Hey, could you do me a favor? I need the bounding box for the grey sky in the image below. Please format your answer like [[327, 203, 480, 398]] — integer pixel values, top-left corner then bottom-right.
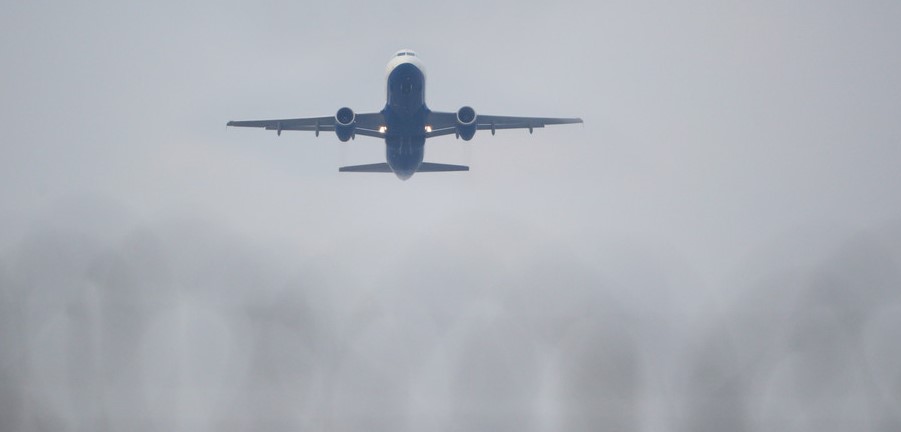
[[2, 0, 901, 431]]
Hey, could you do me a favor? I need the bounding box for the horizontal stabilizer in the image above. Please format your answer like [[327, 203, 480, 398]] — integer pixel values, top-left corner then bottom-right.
[[417, 162, 469, 172], [339, 163, 393, 173], [339, 162, 469, 173]]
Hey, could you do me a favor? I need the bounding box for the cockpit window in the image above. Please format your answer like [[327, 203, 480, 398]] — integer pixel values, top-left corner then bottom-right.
[[395, 50, 417, 57]]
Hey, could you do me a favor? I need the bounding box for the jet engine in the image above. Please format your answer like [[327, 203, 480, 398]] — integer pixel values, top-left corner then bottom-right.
[[335, 107, 356, 142], [456, 106, 477, 141]]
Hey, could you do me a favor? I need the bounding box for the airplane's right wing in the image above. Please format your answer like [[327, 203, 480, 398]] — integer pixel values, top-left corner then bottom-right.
[[425, 111, 582, 138], [227, 112, 386, 139]]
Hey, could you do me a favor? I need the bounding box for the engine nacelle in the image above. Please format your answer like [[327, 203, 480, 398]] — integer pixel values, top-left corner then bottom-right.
[[456, 106, 477, 141], [335, 107, 356, 142]]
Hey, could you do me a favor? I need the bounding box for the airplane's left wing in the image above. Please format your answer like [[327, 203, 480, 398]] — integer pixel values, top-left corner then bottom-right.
[[425, 111, 582, 138], [227, 112, 386, 139]]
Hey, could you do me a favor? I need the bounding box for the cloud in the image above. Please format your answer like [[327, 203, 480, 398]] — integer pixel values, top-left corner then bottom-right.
[[4, 194, 898, 431]]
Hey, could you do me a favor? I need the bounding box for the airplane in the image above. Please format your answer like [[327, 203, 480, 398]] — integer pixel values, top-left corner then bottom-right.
[[227, 50, 583, 180]]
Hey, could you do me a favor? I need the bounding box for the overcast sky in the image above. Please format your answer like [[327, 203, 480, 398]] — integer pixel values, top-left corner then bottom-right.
[[2, 1, 901, 431]]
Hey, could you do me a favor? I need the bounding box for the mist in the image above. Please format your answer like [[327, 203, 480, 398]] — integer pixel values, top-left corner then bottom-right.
[[2, 0, 901, 430]]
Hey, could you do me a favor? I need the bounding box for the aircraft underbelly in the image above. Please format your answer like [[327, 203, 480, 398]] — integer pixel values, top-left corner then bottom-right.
[[384, 62, 429, 179]]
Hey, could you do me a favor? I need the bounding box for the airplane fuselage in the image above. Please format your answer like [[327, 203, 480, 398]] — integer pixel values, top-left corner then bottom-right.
[[382, 53, 429, 180]]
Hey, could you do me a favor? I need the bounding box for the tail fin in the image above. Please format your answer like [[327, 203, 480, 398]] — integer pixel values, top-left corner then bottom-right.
[[417, 162, 469, 172], [339, 163, 393, 173]]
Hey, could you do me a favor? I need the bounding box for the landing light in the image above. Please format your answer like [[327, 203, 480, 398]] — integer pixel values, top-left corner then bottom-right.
[[379, 126, 387, 133], [424, 125, 432, 133]]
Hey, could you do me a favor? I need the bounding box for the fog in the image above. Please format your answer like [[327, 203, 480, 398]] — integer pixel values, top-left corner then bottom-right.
[[2, 1, 901, 431]]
